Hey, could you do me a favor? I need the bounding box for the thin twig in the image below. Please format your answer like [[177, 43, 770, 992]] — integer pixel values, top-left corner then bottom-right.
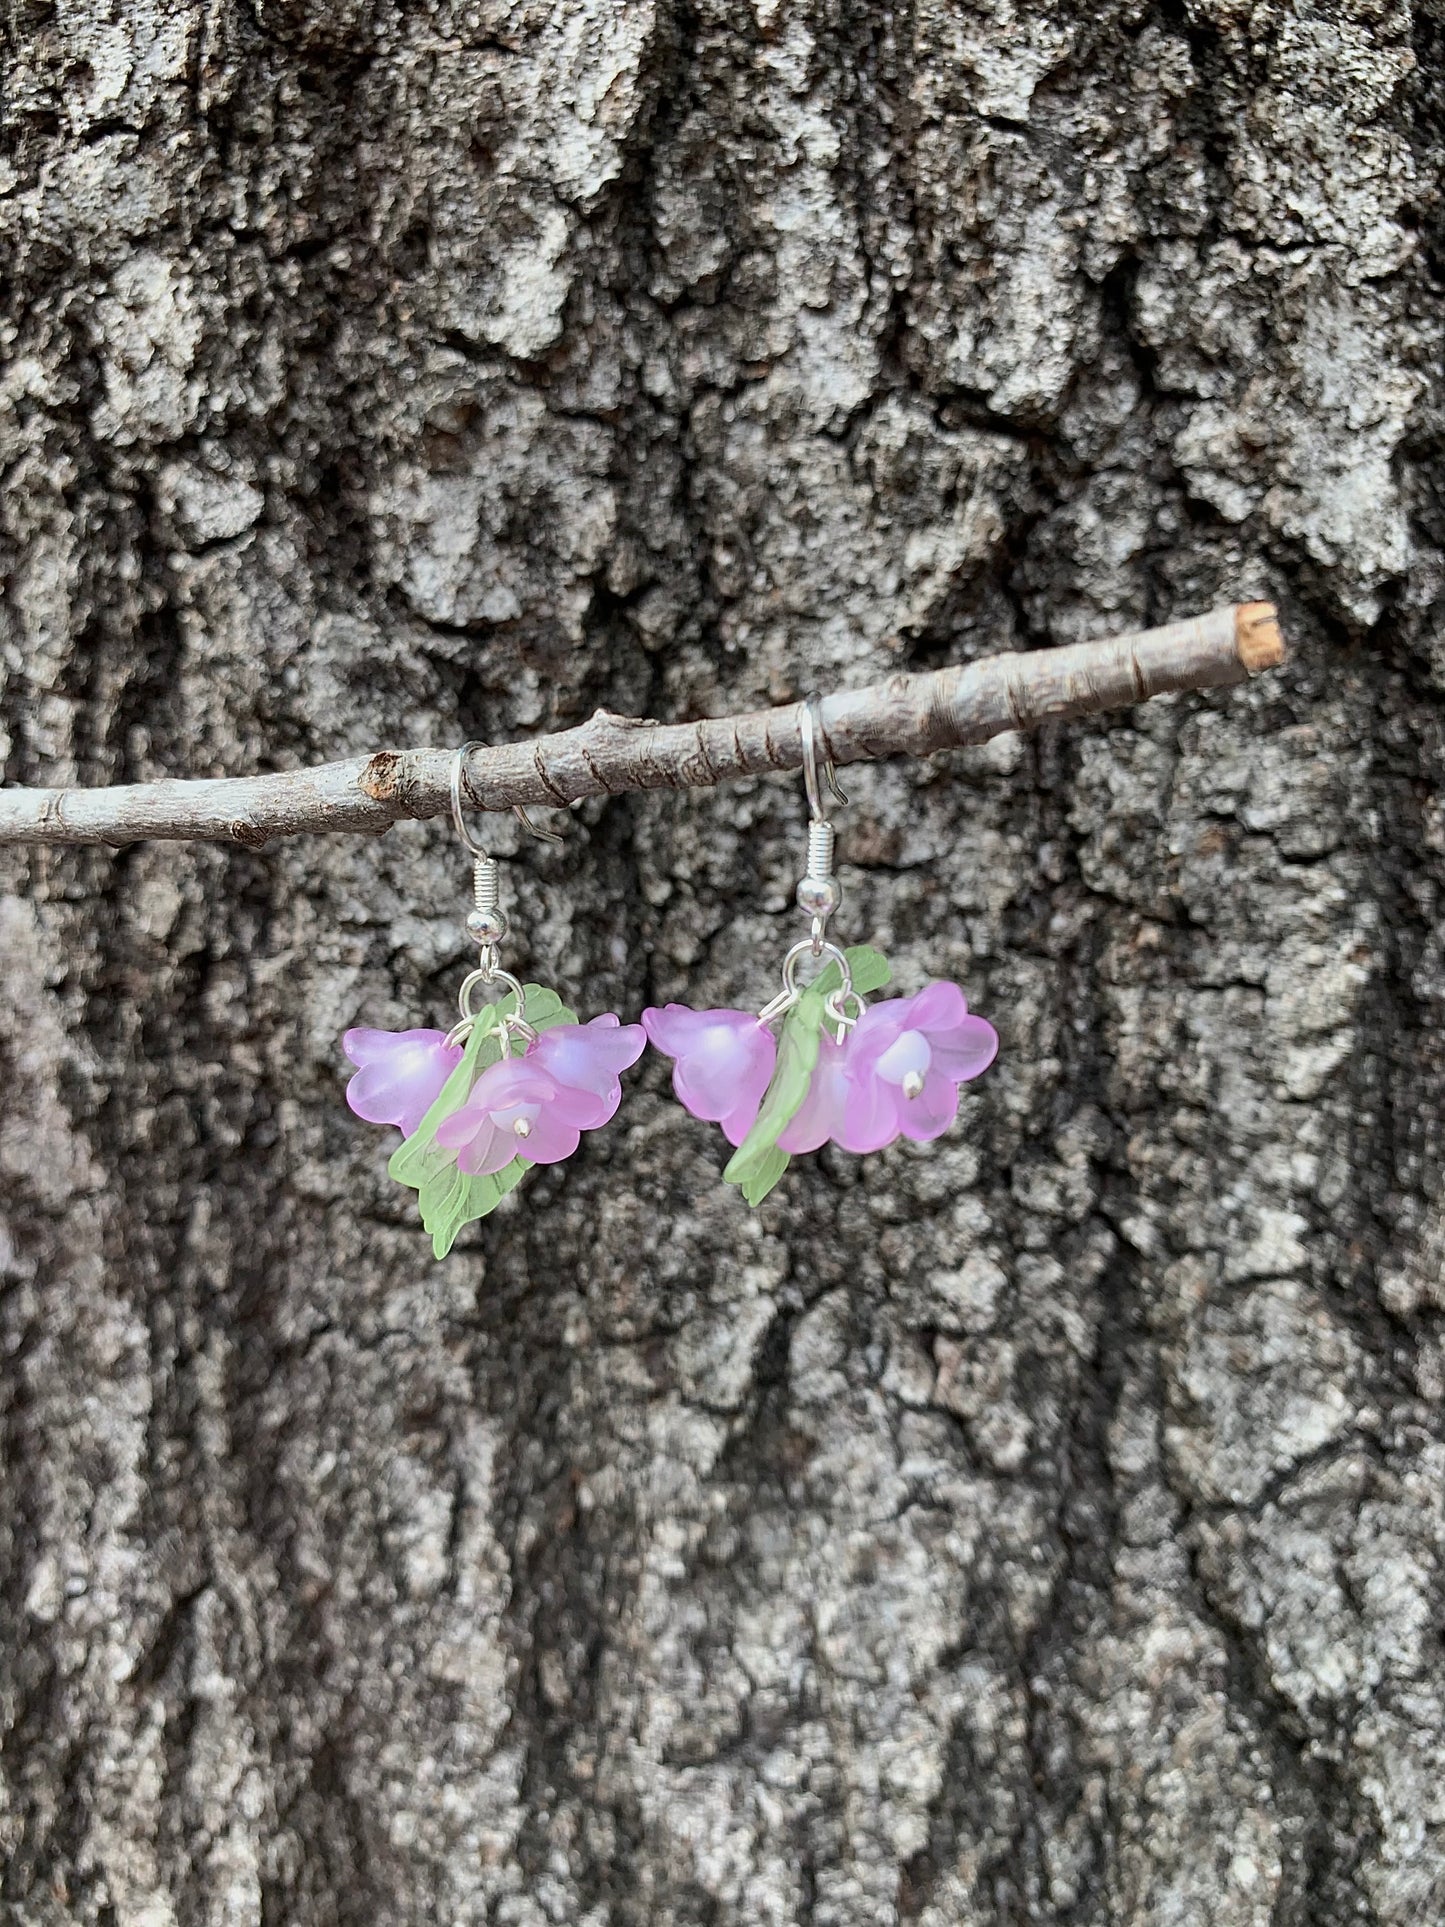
[[0, 603, 1285, 848]]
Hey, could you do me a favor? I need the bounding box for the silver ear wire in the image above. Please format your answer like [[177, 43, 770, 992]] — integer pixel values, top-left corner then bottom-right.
[[798, 697, 847, 823], [447, 743, 538, 1046], [451, 742, 566, 848], [754, 699, 858, 1037], [451, 742, 508, 951], [796, 697, 845, 952]]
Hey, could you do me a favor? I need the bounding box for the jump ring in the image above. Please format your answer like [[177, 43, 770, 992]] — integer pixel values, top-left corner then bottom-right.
[[825, 987, 864, 1030], [457, 966, 530, 1024], [778, 937, 852, 1002]]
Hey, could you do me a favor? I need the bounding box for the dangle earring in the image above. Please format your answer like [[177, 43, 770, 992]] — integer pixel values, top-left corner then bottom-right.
[[642, 700, 999, 1204], [343, 745, 645, 1256]]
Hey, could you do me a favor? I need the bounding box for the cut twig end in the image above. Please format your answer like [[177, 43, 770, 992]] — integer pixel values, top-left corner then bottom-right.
[[1235, 602, 1285, 674], [360, 751, 406, 803]]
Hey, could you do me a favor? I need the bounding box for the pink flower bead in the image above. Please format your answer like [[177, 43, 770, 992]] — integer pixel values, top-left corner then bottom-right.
[[434, 1016, 646, 1176], [530, 1014, 647, 1129], [776, 1032, 852, 1154], [641, 1005, 778, 1146], [435, 1058, 583, 1176], [343, 1028, 463, 1136], [844, 982, 998, 1150]]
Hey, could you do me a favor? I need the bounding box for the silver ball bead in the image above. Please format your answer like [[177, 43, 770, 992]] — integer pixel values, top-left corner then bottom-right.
[[465, 906, 508, 945], [796, 874, 841, 918]]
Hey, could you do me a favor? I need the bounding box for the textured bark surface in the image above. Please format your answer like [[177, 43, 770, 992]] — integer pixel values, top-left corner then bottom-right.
[[1, 1, 1443, 1921]]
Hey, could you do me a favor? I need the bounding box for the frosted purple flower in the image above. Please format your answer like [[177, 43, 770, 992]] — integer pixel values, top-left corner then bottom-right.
[[842, 982, 998, 1150], [530, 1014, 647, 1129], [434, 1015, 646, 1176], [776, 1031, 853, 1154], [343, 1027, 462, 1136], [641, 1005, 778, 1146], [436, 1059, 582, 1175]]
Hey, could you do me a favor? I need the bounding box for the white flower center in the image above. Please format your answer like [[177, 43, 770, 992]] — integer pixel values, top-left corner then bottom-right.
[[875, 1030, 931, 1093]]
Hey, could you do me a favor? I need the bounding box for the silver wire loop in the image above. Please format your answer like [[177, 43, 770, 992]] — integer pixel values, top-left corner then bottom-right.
[[827, 987, 866, 1030], [452, 742, 565, 851], [779, 937, 851, 1003]]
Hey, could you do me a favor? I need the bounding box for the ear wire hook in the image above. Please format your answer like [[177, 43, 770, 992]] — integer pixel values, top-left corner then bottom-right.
[[451, 742, 565, 848], [512, 803, 563, 845], [798, 697, 847, 823], [448, 742, 541, 1041]]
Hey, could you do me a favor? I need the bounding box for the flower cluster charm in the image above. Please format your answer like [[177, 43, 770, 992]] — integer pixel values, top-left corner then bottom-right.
[[642, 953, 997, 1205], [344, 1000, 645, 1256]]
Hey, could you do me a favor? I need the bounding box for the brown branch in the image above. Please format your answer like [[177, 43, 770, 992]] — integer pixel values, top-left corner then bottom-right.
[[0, 603, 1285, 848]]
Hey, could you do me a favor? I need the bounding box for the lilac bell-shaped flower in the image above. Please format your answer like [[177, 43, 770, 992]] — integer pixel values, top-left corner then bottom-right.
[[641, 1005, 778, 1146], [343, 1028, 463, 1136], [530, 1014, 646, 1128], [843, 981, 998, 1149], [776, 1031, 852, 1154], [435, 1016, 647, 1177], [435, 1058, 585, 1176]]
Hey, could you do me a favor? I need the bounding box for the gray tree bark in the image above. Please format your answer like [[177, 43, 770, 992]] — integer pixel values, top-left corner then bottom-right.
[[0, 0, 1439, 1922]]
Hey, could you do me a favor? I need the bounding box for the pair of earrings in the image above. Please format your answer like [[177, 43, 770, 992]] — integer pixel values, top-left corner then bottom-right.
[[343, 708, 999, 1256]]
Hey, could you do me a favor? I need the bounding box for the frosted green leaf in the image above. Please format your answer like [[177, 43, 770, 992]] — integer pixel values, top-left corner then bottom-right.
[[816, 944, 891, 999], [737, 1146, 790, 1208], [523, 984, 578, 1032], [723, 990, 827, 1203], [420, 1156, 528, 1259]]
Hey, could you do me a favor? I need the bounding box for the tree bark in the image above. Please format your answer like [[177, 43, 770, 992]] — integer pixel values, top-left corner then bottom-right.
[[0, 2, 1440, 1923]]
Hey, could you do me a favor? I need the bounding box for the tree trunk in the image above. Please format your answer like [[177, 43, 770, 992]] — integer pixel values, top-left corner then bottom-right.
[[1, 2, 1441, 1921]]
